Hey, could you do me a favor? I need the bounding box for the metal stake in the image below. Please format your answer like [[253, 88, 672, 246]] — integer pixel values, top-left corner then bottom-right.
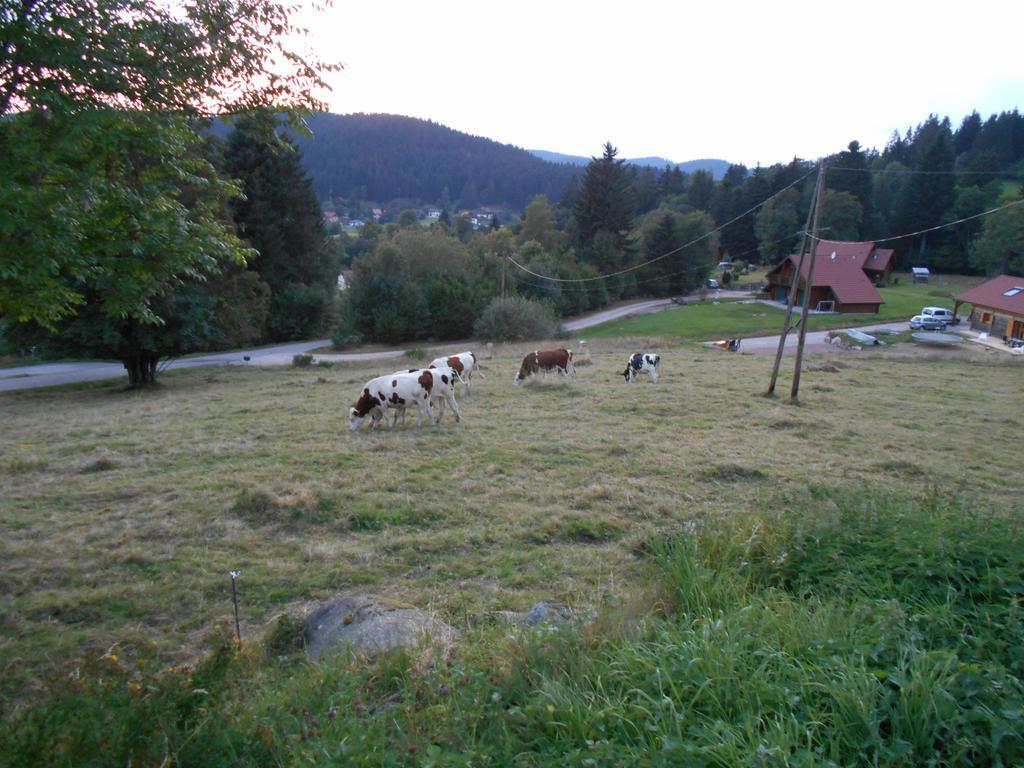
[[229, 570, 242, 643]]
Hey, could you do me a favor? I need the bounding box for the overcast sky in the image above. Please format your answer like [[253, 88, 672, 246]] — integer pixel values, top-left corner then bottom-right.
[[299, 0, 1023, 167]]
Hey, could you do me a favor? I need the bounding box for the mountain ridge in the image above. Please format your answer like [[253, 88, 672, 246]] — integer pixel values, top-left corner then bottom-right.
[[528, 149, 731, 178]]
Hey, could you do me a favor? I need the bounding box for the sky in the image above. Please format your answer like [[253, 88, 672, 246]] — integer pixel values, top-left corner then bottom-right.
[[297, 0, 1024, 167]]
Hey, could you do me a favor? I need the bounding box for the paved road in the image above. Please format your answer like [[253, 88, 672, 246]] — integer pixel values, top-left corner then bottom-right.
[[734, 322, 907, 355], [0, 298, 912, 391], [0, 339, 335, 392]]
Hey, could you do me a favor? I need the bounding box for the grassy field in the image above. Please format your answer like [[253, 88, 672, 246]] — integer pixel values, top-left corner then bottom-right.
[[2, 339, 1023, 763], [583, 274, 982, 340]]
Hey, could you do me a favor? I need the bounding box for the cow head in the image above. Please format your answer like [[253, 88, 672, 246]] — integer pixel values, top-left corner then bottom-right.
[[514, 353, 536, 386], [349, 388, 378, 431]]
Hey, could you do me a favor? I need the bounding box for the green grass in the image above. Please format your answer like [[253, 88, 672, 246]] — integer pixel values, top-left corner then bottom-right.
[[4, 489, 1022, 766], [1, 340, 1022, 764], [583, 275, 980, 340]]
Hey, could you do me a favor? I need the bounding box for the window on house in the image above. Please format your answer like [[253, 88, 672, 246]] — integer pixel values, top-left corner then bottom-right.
[[981, 312, 993, 323], [1002, 287, 1023, 297]]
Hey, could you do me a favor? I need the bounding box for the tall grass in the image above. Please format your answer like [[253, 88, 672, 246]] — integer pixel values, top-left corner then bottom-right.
[[5, 487, 1021, 766]]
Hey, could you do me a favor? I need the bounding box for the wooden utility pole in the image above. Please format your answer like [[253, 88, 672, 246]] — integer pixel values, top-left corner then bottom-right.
[[767, 162, 825, 395], [500, 251, 508, 298], [790, 162, 827, 400]]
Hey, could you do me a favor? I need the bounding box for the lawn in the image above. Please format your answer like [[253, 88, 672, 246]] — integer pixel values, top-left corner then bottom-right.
[[2, 340, 1022, 764], [582, 274, 982, 340]]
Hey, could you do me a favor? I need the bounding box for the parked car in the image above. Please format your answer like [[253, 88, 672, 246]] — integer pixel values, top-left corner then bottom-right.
[[921, 307, 955, 325], [705, 278, 720, 289], [909, 314, 947, 331]]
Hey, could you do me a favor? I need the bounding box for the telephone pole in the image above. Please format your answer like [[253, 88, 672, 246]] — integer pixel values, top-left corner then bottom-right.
[[767, 161, 825, 395], [790, 162, 827, 400]]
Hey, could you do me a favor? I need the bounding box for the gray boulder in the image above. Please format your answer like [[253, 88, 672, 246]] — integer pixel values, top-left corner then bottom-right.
[[304, 596, 459, 661]]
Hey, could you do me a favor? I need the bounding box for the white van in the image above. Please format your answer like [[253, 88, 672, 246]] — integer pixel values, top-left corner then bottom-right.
[[921, 307, 955, 324]]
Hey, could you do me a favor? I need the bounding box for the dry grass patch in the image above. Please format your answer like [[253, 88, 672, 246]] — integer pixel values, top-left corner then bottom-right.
[[1, 341, 1022, 705]]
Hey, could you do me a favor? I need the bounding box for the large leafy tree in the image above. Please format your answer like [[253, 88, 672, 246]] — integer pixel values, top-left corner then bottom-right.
[[0, 0, 335, 384], [969, 199, 1024, 277], [754, 188, 801, 264]]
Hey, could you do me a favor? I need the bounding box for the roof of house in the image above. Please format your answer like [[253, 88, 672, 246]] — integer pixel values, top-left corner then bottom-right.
[[864, 247, 894, 273], [956, 275, 1024, 315], [767, 240, 884, 305]]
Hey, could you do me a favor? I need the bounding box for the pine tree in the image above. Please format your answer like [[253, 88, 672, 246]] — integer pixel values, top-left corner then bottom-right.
[[573, 143, 634, 269], [224, 116, 340, 341]]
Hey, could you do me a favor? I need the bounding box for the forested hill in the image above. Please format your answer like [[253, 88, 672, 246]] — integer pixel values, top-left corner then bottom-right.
[[285, 113, 579, 209], [528, 149, 731, 179]]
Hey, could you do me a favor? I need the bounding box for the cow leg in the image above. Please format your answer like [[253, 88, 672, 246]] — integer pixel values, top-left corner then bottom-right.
[[415, 398, 431, 428], [650, 367, 658, 384], [443, 389, 461, 423], [433, 396, 446, 424]]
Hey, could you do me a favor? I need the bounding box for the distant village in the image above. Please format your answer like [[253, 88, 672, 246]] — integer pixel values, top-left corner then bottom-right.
[[321, 205, 502, 232]]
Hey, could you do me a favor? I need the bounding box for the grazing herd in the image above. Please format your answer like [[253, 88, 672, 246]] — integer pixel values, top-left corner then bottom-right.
[[348, 341, 738, 431]]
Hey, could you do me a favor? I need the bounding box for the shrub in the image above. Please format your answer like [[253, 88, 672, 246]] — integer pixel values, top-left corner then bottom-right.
[[473, 296, 561, 342], [291, 353, 313, 367]]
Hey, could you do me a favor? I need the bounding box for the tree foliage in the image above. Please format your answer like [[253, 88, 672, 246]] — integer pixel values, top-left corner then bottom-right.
[[970, 200, 1024, 276], [223, 116, 341, 341], [0, 0, 337, 385]]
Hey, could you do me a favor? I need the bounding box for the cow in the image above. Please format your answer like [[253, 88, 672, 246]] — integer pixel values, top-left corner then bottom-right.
[[514, 348, 575, 386], [623, 353, 660, 383], [712, 338, 742, 352], [429, 351, 484, 395], [392, 366, 462, 424], [349, 371, 433, 431]]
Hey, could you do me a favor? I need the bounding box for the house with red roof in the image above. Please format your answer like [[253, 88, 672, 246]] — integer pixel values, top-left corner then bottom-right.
[[954, 275, 1024, 343], [764, 240, 892, 313]]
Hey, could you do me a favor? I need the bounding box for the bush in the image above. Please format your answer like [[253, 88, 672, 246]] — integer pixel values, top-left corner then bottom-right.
[[291, 353, 313, 367], [473, 296, 561, 342]]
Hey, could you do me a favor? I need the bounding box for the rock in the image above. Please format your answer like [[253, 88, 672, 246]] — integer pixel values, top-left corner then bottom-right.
[[304, 596, 459, 661], [490, 601, 581, 628]]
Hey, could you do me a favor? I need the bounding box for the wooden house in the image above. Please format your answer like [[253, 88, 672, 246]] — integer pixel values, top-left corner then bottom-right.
[[954, 275, 1024, 342], [765, 240, 889, 313]]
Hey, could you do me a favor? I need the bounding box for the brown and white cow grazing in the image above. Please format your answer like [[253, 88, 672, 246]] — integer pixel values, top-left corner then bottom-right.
[[429, 351, 483, 395], [393, 367, 462, 424], [623, 353, 660, 383], [514, 348, 575, 386], [349, 372, 433, 431]]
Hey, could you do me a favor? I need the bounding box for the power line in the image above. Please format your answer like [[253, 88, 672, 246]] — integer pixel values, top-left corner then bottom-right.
[[806, 197, 1024, 247], [828, 165, 1024, 178], [507, 167, 816, 284]]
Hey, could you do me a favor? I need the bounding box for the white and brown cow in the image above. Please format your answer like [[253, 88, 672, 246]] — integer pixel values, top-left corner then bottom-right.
[[392, 367, 462, 424], [514, 348, 575, 386], [349, 372, 433, 431], [623, 353, 660, 383], [429, 351, 483, 395]]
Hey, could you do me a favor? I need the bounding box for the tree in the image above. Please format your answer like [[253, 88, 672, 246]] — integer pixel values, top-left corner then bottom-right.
[[223, 116, 341, 341], [0, 0, 335, 328], [969, 201, 1024, 276], [892, 117, 956, 258], [819, 190, 863, 241], [573, 143, 634, 264], [637, 209, 715, 295], [754, 188, 801, 264], [828, 141, 872, 230], [687, 170, 715, 211]]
